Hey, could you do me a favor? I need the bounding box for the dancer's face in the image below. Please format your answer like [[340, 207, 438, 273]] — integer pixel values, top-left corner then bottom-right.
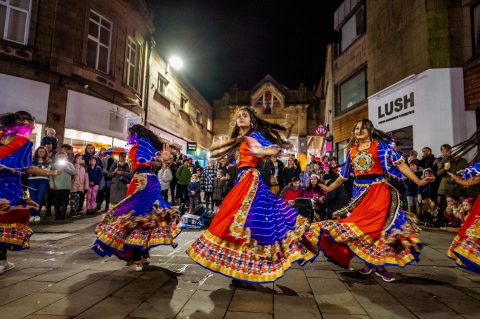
[[236, 110, 251, 129], [354, 122, 370, 141]]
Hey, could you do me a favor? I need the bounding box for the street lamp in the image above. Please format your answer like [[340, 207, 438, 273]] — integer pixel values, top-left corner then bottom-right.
[[169, 56, 184, 70]]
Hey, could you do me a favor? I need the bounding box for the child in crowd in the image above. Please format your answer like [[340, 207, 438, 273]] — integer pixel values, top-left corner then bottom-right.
[[444, 196, 464, 228], [49, 151, 76, 220], [86, 157, 103, 215], [270, 176, 280, 195], [212, 170, 227, 212], [404, 159, 422, 219], [462, 198, 474, 218], [187, 174, 201, 213], [70, 154, 89, 217], [28, 146, 51, 222]]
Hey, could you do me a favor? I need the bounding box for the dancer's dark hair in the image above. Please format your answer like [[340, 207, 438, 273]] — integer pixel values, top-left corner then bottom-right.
[[450, 130, 480, 164], [210, 107, 292, 159], [0, 111, 35, 131], [346, 119, 394, 150]]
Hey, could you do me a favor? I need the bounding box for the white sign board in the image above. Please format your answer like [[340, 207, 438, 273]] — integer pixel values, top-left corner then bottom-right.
[[368, 68, 476, 154]]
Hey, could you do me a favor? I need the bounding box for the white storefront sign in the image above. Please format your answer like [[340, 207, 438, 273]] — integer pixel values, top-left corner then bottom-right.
[[65, 90, 139, 140], [149, 125, 187, 152], [368, 68, 476, 153], [0, 73, 50, 123]]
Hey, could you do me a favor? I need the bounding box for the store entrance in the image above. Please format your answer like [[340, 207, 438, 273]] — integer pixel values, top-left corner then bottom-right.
[[389, 125, 413, 153]]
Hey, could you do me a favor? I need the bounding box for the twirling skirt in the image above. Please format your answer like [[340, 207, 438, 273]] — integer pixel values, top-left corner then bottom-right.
[[93, 172, 181, 261], [187, 168, 316, 283], [448, 194, 480, 273], [310, 177, 422, 268]]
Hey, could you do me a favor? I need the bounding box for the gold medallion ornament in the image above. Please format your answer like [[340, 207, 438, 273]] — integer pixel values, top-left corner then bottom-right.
[[353, 152, 374, 172]]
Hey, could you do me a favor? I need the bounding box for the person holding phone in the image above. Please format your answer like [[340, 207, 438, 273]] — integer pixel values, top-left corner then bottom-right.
[[49, 151, 75, 220]]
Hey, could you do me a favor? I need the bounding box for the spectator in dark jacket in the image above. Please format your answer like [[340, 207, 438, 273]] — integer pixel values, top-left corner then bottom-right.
[[212, 170, 227, 210], [283, 156, 301, 185], [257, 156, 274, 186], [271, 154, 285, 189], [86, 157, 103, 215], [41, 127, 59, 155], [321, 173, 350, 219], [187, 174, 201, 213], [176, 159, 192, 205], [418, 147, 435, 170], [404, 159, 422, 218], [203, 160, 217, 211]]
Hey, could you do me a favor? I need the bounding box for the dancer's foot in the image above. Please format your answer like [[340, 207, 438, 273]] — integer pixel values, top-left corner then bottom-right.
[[131, 261, 143, 272], [0, 261, 15, 274], [375, 269, 396, 282], [358, 264, 373, 275]]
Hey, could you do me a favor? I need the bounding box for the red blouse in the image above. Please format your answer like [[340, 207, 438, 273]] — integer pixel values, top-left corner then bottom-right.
[[349, 140, 384, 177]]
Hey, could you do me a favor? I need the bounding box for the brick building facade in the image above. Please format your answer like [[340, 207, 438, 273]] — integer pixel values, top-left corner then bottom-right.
[[0, 0, 212, 157], [326, 0, 477, 162]]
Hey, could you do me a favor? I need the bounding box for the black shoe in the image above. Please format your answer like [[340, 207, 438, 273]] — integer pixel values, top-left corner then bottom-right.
[[230, 279, 256, 290]]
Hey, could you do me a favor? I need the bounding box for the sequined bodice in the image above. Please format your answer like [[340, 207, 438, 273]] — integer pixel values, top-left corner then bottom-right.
[[350, 140, 384, 176]]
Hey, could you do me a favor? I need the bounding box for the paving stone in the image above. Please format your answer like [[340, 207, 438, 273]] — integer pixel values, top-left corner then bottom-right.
[[74, 272, 171, 319], [274, 268, 312, 294], [23, 315, 70, 319], [438, 297, 480, 318], [36, 279, 133, 316], [351, 291, 416, 319], [176, 289, 234, 319], [0, 280, 55, 306], [398, 297, 466, 319], [308, 277, 366, 315], [130, 282, 197, 319], [321, 315, 370, 319], [224, 311, 272, 319], [304, 269, 339, 279], [30, 267, 86, 282], [0, 267, 54, 289], [229, 288, 273, 313], [198, 272, 232, 291], [274, 293, 321, 319], [42, 269, 112, 293], [0, 293, 66, 319]]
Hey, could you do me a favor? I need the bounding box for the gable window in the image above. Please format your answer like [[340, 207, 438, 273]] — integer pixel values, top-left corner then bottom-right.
[[0, 0, 32, 45], [125, 37, 140, 90], [87, 10, 112, 74], [196, 110, 202, 124], [256, 91, 279, 114]]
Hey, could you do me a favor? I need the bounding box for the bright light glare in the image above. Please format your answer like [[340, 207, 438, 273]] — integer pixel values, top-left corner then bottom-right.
[[169, 56, 184, 70]]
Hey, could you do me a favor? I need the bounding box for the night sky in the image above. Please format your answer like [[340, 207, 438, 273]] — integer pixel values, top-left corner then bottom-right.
[[148, 1, 342, 102]]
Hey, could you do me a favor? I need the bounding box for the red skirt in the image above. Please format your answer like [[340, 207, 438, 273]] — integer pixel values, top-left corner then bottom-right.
[[0, 198, 37, 250], [310, 181, 422, 268]]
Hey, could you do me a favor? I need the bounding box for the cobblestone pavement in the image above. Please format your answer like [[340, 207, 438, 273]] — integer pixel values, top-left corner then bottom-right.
[[0, 216, 479, 319]]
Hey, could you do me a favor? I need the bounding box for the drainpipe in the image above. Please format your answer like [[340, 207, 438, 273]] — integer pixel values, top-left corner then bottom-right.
[[143, 33, 156, 126]]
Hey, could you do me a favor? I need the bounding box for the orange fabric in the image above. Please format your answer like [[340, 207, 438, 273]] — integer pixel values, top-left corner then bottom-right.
[[128, 144, 153, 172], [208, 169, 253, 245], [0, 132, 29, 158], [237, 140, 260, 168], [319, 182, 391, 268], [350, 140, 384, 177], [127, 177, 139, 196]]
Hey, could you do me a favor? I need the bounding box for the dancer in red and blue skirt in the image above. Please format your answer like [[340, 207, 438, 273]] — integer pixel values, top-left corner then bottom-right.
[[312, 119, 433, 282], [187, 107, 316, 284], [93, 124, 181, 271], [446, 130, 480, 273], [0, 111, 56, 274]]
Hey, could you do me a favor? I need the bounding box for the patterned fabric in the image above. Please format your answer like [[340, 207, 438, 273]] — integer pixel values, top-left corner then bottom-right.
[[0, 134, 36, 251], [93, 139, 181, 261], [129, 138, 159, 172], [461, 161, 480, 180], [187, 132, 317, 283], [203, 167, 216, 193], [311, 141, 422, 269]]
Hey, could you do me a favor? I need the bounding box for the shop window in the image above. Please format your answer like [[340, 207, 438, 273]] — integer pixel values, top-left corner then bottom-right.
[[0, 0, 32, 45], [340, 4, 365, 52], [87, 10, 112, 74], [196, 109, 203, 124], [124, 37, 141, 90], [336, 67, 367, 114], [336, 139, 349, 165], [157, 74, 168, 95]]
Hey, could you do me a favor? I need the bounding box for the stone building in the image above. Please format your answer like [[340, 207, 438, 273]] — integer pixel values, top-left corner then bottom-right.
[[213, 75, 321, 162], [325, 0, 476, 162], [0, 0, 212, 157]]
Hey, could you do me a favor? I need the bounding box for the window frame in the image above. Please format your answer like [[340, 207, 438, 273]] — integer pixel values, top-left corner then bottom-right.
[[0, 0, 32, 45], [87, 9, 113, 74], [180, 95, 188, 110], [336, 139, 349, 165], [339, 4, 366, 53], [471, 2, 480, 56], [157, 73, 168, 95], [335, 67, 367, 116], [124, 36, 140, 90]]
